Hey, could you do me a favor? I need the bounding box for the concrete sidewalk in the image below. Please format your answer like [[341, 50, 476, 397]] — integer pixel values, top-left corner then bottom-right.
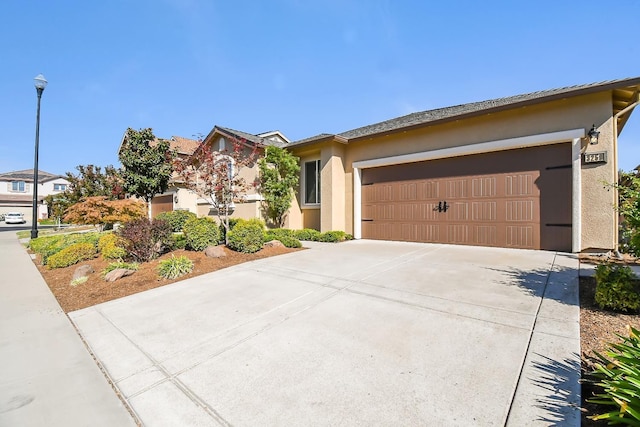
[[70, 240, 581, 426], [0, 231, 135, 426]]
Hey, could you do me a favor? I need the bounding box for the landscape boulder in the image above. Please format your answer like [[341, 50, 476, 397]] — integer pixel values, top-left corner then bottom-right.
[[204, 245, 226, 258], [264, 239, 285, 248], [72, 264, 94, 280], [104, 268, 136, 282]]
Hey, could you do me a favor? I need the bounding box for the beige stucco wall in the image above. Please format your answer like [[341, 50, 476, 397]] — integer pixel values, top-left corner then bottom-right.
[[290, 91, 621, 250]]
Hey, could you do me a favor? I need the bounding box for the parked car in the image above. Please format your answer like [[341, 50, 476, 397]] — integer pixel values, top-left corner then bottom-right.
[[4, 212, 26, 224], [0, 213, 4, 222]]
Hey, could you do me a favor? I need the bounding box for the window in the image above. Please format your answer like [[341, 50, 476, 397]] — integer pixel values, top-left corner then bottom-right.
[[219, 137, 226, 151], [304, 160, 321, 205], [53, 183, 67, 191], [11, 181, 25, 192]]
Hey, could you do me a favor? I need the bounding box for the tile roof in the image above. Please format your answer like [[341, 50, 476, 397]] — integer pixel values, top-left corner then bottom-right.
[[289, 77, 640, 145], [169, 136, 201, 155], [0, 169, 61, 183], [216, 127, 288, 147]]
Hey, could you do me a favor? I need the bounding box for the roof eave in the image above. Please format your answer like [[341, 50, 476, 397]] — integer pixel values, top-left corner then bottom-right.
[[346, 77, 640, 142]]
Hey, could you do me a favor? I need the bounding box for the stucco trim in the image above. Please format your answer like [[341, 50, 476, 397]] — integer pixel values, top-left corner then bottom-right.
[[352, 128, 586, 246], [572, 138, 582, 253]]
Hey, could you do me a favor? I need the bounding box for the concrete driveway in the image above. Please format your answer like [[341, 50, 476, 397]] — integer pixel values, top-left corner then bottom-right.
[[70, 240, 580, 426]]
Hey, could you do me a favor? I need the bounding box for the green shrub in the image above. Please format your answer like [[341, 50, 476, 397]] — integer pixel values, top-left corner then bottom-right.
[[227, 219, 266, 253], [30, 232, 103, 264], [588, 326, 640, 424], [155, 210, 197, 232], [98, 233, 127, 260], [183, 217, 220, 251], [157, 255, 194, 279], [317, 230, 352, 243], [264, 229, 301, 248], [294, 228, 321, 241], [47, 242, 97, 269], [102, 261, 139, 277], [595, 264, 640, 312], [70, 276, 88, 286], [219, 217, 241, 244], [117, 218, 173, 262], [171, 232, 187, 250], [276, 235, 302, 248]]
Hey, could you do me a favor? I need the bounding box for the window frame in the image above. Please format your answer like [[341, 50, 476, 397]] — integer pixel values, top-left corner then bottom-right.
[[53, 183, 67, 191], [11, 181, 26, 192], [302, 159, 321, 207]]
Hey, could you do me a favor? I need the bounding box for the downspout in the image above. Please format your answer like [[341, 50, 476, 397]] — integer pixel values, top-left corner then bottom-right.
[[612, 93, 640, 252]]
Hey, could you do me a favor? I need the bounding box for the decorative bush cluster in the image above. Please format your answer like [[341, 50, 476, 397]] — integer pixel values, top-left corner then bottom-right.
[[117, 218, 173, 262], [97, 233, 127, 260], [102, 261, 139, 277], [588, 326, 640, 424], [47, 242, 97, 269], [293, 228, 321, 241], [171, 233, 187, 250], [264, 228, 301, 248], [594, 263, 640, 312], [183, 217, 220, 251], [263, 228, 353, 243], [155, 210, 197, 232], [30, 232, 103, 265], [157, 255, 194, 279], [227, 219, 266, 253]]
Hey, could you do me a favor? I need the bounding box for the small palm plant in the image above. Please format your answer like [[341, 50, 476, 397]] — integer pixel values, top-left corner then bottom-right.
[[157, 255, 193, 279], [588, 326, 640, 424]]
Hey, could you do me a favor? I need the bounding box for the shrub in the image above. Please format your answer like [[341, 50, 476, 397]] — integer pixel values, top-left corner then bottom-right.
[[31, 232, 102, 265], [102, 261, 139, 277], [275, 235, 302, 248], [155, 210, 197, 232], [294, 228, 321, 241], [588, 326, 640, 424], [594, 264, 640, 312], [117, 218, 173, 262], [70, 276, 88, 286], [98, 233, 127, 260], [227, 219, 266, 253], [171, 232, 187, 250], [47, 242, 97, 269], [264, 229, 301, 248], [157, 255, 194, 279], [317, 230, 353, 243], [183, 217, 220, 251]]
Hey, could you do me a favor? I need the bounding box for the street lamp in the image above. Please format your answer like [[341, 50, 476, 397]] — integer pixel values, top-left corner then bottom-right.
[[31, 74, 47, 239]]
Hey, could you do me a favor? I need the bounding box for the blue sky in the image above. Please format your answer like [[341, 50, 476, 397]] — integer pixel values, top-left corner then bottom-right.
[[1, 0, 639, 175]]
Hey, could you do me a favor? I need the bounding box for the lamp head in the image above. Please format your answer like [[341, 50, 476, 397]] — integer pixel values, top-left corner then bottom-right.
[[34, 74, 48, 91]]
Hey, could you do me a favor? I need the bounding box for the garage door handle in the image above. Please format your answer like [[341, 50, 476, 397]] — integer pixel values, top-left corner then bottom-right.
[[435, 201, 450, 213]]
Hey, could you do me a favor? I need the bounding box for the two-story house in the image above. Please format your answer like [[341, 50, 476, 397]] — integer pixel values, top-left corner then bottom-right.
[[0, 169, 70, 222]]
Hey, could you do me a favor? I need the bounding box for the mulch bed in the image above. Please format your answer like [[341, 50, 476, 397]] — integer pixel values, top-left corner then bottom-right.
[[579, 274, 639, 426], [37, 245, 300, 313]]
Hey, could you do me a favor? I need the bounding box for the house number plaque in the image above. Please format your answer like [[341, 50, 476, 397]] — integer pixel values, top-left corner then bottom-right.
[[583, 151, 607, 164]]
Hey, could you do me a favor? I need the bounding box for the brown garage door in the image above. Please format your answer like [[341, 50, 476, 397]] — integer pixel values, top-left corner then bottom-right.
[[361, 144, 572, 251], [151, 195, 173, 217]]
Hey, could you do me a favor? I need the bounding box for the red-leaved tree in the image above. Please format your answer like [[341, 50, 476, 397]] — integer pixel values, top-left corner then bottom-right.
[[173, 136, 258, 243]]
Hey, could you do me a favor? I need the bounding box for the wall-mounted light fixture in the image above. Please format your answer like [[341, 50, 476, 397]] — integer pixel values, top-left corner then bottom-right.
[[588, 124, 600, 145]]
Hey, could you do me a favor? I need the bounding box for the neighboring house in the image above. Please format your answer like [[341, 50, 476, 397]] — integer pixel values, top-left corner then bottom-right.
[[286, 77, 640, 253], [118, 129, 289, 221], [0, 169, 70, 221]]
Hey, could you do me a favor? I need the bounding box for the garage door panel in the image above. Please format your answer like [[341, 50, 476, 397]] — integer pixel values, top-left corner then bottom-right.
[[361, 144, 571, 250]]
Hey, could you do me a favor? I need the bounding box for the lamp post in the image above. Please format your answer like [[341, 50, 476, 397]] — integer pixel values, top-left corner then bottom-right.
[[31, 74, 47, 239]]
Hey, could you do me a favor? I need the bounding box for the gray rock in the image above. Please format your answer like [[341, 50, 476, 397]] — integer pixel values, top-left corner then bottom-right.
[[104, 268, 136, 282], [264, 239, 285, 248], [72, 264, 94, 280], [204, 245, 226, 258]]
